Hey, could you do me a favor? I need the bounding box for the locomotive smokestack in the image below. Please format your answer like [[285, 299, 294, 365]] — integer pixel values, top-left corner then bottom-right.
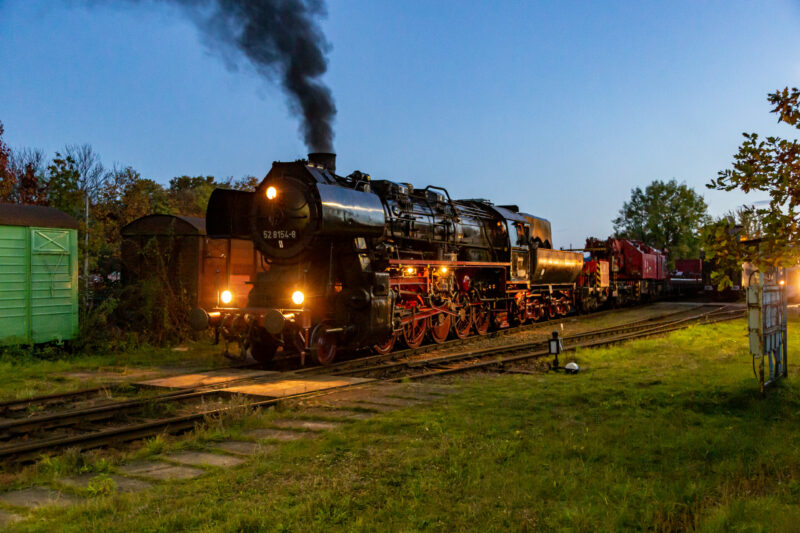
[[308, 152, 336, 173]]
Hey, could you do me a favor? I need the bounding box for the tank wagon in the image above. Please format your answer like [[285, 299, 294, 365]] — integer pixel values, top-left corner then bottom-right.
[[196, 153, 584, 364], [0, 203, 79, 346]]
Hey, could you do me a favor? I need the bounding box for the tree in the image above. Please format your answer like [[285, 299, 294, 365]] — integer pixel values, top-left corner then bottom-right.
[[705, 87, 800, 287], [65, 144, 106, 305], [65, 144, 105, 200], [168, 175, 218, 217], [0, 121, 13, 202], [89, 166, 173, 277], [46, 153, 83, 217], [230, 175, 259, 192], [9, 148, 47, 205], [613, 179, 709, 263]]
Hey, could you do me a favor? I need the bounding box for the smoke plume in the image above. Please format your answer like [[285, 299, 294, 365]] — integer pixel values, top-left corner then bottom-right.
[[134, 0, 337, 152]]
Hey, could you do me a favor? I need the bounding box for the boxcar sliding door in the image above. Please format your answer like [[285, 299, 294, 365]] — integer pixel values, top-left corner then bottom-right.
[[30, 227, 78, 343]]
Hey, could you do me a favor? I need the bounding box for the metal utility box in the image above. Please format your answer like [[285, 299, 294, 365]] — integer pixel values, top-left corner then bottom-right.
[[121, 214, 265, 310], [0, 203, 79, 345]]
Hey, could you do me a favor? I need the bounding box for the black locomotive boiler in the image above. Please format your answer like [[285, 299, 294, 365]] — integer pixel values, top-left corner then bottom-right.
[[197, 153, 584, 365]]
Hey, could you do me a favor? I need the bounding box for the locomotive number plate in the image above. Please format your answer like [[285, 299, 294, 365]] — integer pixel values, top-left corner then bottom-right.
[[263, 230, 297, 240]]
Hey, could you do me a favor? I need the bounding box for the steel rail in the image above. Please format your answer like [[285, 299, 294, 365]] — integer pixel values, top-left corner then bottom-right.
[[0, 387, 110, 414]]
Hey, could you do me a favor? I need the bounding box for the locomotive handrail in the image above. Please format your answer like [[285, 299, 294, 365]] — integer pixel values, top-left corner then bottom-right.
[[423, 185, 461, 222], [388, 259, 511, 267]]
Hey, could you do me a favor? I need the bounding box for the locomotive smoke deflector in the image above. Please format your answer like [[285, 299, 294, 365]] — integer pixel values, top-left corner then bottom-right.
[[205, 188, 253, 239]]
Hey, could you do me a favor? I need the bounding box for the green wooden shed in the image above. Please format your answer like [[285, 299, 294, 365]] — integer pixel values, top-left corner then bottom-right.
[[0, 203, 79, 345]]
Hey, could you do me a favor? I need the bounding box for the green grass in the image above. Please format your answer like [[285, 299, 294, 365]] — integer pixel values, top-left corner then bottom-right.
[[5, 318, 800, 532]]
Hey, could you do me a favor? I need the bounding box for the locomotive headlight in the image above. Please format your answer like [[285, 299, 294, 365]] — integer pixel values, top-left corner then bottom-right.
[[291, 290, 305, 305], [266, 186, 277, 200], [220, 290, 233, 305]]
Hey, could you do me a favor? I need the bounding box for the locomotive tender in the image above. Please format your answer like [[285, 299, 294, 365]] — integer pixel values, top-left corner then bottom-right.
[[198, 152, 585, 365]]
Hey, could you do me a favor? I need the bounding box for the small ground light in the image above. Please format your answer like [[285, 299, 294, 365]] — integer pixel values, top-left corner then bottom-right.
[[220, 290, 233, 305], [549, 331, 563, 370]]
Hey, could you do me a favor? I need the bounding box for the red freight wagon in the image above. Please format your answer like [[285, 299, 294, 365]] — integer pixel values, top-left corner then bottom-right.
[[674, 259, 702, 277], [608, 239, 667, 281], [670, 258, 703, 294]]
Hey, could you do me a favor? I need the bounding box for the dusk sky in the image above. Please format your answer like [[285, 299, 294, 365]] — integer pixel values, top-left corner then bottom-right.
[[1, 1, 799, 248]]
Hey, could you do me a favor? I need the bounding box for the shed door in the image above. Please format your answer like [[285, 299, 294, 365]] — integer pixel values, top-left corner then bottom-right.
[[30, 228, 78, 343], [0, 226, 29, 344]]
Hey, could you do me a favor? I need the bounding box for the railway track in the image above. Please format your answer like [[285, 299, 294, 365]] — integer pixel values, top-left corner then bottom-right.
[[0, 387, 113, 418], [0, 304, 742, 463], [297, 303, 734, 376], [321, 305, 742, 379], [385, 306, 743, 380]]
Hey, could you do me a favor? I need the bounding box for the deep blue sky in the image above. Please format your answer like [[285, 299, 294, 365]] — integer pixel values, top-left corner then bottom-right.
[[1, 1, 799, 247]]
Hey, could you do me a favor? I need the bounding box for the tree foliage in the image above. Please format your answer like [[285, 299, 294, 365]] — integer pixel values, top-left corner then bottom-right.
[[47, 153, 83, 217], [0, 121, 12, 201], [230, 175, 259, 192], [168, 175, 218, 217], [705, 87, 800, 287], [613, 179, 709, 263]]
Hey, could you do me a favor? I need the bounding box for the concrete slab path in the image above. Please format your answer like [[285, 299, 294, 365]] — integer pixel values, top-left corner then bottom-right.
[[244, 428, 308, 441], [211, 440, 268, 456], [0, 487, 77, 509], [270, 420, 341, 431], [163, 451, 245, 468], [60, 473, 152, 493], [118, 461, 206, 481], [295, 408, 375, 420]]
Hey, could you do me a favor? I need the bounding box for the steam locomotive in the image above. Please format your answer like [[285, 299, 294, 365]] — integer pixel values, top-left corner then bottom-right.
[[194, 152, 586, 365]]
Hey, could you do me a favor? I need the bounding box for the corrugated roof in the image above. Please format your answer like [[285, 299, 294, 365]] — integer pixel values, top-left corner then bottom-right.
[[0, 203, 79, 230], [122, 214, 207, 236]]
